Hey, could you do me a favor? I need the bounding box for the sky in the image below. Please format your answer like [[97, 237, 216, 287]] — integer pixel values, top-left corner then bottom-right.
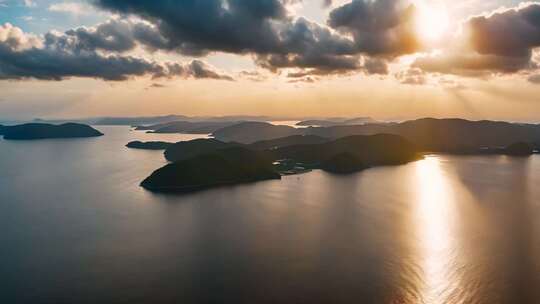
[[1, 0, 540, 121]]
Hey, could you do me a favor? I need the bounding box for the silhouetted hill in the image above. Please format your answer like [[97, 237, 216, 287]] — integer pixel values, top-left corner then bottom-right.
[[305, 118, 540, 153], [321, 153, 367, 174], [164, 135, 329, 162], [126, 141, 173, 150], [144, 134, 419, 192], [216, 118, 540, 152], [249, 135, 329, 150], [164, 138, 241, 162], [343, 117, 379, 125], [1, 123, 103, 140], [141, 147, 280, 192], [296, 117, 377, 127], [504, 142, 534, 156], [95, 115, 189, 126], [136, 121, 239, 134], [212, 122, 302, 143], [272, 134, 419, 168], [296, 120, 342, 127]]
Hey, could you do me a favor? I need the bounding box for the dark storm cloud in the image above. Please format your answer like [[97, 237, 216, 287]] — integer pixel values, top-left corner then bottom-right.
[[91, 0, 417, 75], [0, 23, 232, 81]]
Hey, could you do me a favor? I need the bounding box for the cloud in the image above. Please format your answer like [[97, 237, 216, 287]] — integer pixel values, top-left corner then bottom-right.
[[24, 0, 36, 8], [187, 60, 234, 81], [414, 3, 540, 76], [0, 23, 233, 81], [395, 68, 426, 85], [328, 0, 420, 56], [146, 83, 166, 89], [91, 0, 417, 75], [238, 70, 268, 82], [467, 3, 540, 58], [363, 57, 388, 75], [48, 2, 98, 16], [93, 0, 290, 56], [413, 51, 536, 76], [528, 74, 540, 84]]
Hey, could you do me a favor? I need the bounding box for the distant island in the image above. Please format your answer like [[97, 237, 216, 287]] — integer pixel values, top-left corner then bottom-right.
[[208, 118, 540, 153], [135, 121, 239, 134], [126, 141, 173, 150], [296, 117, 378, 127], [479, 142, 535, 156], [212, 122, 303, 143], [0, 123, 103, 140]]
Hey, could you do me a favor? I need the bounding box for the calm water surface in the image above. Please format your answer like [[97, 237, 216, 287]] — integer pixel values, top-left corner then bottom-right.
[[1, 126, 540, 304]]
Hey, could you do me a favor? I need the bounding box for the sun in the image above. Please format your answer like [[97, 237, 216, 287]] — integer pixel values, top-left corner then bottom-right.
[[415, 1, 450, 45]]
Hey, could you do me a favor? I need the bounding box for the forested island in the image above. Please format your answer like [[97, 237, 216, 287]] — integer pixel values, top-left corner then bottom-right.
[[126, 141, 173, 150], [141, 134, 420, 193], [0, 123, 103, 140], [141, 147, 281, 192]]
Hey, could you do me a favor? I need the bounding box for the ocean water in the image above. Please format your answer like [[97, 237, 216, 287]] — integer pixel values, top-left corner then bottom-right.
[[1, 126, 540, 304]]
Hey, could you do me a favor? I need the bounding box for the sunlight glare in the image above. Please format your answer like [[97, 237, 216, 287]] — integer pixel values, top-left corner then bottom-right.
[[414, 156, 458, 303], [415, 2, 450, 45]]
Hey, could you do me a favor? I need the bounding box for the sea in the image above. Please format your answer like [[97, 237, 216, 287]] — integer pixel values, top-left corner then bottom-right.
[[1, 126, 539, 303]]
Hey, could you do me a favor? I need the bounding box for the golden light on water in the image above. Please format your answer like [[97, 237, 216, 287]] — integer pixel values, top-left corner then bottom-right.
[[414, 156, 459, 303]]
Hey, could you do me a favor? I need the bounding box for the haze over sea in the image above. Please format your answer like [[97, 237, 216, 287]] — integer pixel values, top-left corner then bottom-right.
[[1, 126, 540, 303]]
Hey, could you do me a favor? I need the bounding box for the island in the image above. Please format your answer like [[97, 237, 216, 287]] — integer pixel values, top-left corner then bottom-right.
[[142, 134, 421, 193], [163, 135, 329, 162], [126, 141, 173, 150], [141, 147, 281, 192], [136, 120, 239, 134], [1, 123, 103, 140], [164, 138, 241, 162], [480, 142, 536, 156], [213, 118, 540, 153], [212, 122, 302, 144], [321, 153, 367, 174], [504, 142, 535, 156], [271, 134, 420, 170], [248, 135, 329, 150], [296, 117, 377, 127]]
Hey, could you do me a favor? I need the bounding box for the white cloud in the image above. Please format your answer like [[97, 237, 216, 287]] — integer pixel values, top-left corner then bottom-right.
[[48, 2, 96, 16], [24, 0, 36, 7]]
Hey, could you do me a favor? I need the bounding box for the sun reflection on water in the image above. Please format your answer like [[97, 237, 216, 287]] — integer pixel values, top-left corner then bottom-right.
[[414, 156, 460, 304]]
